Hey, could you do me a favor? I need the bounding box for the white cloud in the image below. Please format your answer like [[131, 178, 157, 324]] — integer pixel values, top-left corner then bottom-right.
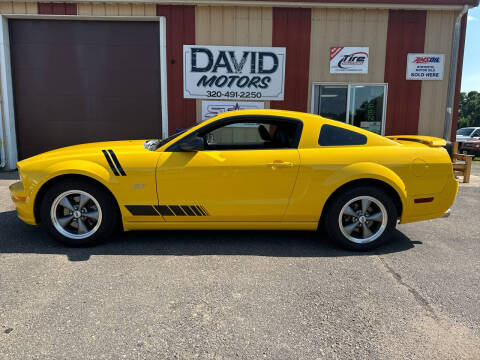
[[467, 15, 478, 22]]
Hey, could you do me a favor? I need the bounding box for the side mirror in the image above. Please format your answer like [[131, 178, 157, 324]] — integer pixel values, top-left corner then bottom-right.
[[180, 136, 204, 152]]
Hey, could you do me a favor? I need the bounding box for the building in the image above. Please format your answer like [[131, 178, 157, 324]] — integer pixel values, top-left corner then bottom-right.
[[0, 0, 477, 170]]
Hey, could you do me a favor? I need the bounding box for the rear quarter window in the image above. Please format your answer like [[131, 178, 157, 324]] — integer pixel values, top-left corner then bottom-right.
[[318, 124, 367, 146]]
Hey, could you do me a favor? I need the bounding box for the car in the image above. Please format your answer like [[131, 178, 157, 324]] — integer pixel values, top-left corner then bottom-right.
[[461, 138, 480, 158], [456, 127, 480, 147], [9, 109, 458, 250]]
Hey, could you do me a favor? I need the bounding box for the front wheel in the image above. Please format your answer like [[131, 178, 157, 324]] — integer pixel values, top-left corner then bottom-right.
[[324, 186, 398, 251], [40, 179, 118, 246]]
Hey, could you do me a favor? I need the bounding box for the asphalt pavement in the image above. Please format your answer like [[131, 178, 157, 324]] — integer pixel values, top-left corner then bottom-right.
[[0, 165, 479, 359]]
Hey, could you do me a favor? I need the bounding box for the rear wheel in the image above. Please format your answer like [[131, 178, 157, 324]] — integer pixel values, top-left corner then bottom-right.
[[324, 186, 398, 251], [40, 179, 118, 246]]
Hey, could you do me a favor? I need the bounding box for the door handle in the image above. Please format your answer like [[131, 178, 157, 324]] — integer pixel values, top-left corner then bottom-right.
[[267, 161, 294, 168]]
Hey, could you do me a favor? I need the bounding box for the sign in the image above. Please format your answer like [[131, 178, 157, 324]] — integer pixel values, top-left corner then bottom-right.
[[201, 101, 264, 122], [330, 47, 369, 74], [183, 45, 286, 101], [406, 53, 445, 80]]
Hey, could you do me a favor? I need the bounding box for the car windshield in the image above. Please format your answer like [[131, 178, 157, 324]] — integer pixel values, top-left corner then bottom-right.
[[144, 128, 191, 151], [457, 128, 474, 136]]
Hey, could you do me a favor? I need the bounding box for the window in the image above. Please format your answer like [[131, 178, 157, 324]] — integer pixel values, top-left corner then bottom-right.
[[456, 128, 474, 136], [318, 124, 367, 146], [312, 84, 387, 135], [313, 85, 347, 122], [196, 117, 302, 151], [471, 129, 480, 138]]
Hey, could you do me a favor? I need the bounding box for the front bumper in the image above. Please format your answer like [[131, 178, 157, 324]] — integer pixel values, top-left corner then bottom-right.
[[9, 181, 37, 225]]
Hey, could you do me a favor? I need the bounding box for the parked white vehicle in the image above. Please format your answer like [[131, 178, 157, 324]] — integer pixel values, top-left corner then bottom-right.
[[456, 127, 480, 143]]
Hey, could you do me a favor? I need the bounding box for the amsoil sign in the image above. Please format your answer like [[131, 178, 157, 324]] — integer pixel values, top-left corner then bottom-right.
[[183, 45, 286, 100], [406, 54, 445, 80], [330, 47, 369, 74]]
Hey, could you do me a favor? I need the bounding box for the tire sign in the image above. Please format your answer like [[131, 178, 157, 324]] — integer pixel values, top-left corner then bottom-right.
[[330, 47, 369, 74], [183, 45, 286, 101]]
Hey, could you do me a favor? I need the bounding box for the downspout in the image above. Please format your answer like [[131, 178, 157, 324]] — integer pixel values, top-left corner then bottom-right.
[[443, 5, 470, 141], [0, 100, 6, 168]]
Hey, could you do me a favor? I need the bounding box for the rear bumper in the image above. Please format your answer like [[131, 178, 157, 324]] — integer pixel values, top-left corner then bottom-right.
[[400, 177, 458, 224], [9, 181, 37, 225]]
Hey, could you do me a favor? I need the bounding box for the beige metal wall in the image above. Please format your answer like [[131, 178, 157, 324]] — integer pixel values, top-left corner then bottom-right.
[[0, 1, 36, 14], [195, 6, 272, 122], [418, 10, 455, 138], [78, 2, 156, 16], [307, 8, 389, 112]]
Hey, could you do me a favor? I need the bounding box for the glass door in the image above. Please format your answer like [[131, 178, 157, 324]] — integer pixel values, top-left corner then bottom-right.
[[348, 85, 385, 134], [315, 85, 348, 122], [313, 84, 387, 135]]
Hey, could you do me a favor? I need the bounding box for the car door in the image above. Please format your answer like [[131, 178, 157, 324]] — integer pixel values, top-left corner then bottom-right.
[[155, 117, 302, 222]]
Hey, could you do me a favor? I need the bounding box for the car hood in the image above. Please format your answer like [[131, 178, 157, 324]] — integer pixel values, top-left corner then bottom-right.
[[18, 140, 148, 167]]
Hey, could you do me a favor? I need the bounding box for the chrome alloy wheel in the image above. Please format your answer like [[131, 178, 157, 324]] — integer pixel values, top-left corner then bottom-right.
[[338, 196, 387, 244], [50, 190, 102, 240]]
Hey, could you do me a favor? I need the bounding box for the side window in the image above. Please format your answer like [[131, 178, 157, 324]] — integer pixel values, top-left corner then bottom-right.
[[472, 129, 480, 138], [200, 118, 301, 150], [318, 124, 367, 146], [206, 123, 266, 147]]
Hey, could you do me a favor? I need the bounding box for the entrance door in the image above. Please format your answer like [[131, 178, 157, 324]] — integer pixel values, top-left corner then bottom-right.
[[312, 84, 387, 135], [9, 19, 162, 159], [156, 117, 302, 222]]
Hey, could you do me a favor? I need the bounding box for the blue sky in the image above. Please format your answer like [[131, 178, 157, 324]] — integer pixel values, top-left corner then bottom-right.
[[461, 7, 480, 92]]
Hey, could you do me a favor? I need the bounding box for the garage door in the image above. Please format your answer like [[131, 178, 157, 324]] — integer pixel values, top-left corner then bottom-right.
[[9, 19, 162, 160]]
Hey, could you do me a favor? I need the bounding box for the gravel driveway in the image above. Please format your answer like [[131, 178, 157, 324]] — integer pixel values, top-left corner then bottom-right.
[[1, 164, 479, 359]]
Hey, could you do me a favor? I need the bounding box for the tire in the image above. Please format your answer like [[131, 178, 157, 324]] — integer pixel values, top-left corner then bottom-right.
[[40, 178, 118, 246], [324, 186, 398, 251]]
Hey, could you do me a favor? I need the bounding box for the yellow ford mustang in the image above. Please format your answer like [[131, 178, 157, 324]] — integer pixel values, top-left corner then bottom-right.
[[10, 109, 458, 250]]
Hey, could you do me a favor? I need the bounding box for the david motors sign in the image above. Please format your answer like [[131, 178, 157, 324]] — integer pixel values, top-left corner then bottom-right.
[[406, 53, 445, 80], [330, 47, 369, 74], [183, 45, 286, 101]]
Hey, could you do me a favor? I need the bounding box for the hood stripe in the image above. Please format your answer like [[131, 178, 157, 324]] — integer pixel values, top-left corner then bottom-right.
[[102, 150, 120, 176]]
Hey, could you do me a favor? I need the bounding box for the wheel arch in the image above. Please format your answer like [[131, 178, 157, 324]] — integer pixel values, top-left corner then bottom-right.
[[33, 174, 121, 227], [319, 178, 404, 227]]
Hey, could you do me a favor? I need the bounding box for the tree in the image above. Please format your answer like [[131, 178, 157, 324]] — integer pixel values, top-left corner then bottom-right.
[[458, 91, 480, 129]]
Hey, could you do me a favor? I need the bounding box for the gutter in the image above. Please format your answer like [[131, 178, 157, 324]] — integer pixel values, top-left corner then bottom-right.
[[443, 4, 470, 141]]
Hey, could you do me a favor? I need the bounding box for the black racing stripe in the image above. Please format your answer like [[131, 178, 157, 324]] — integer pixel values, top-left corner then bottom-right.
[[169, 205, 187, 216], [154, 205, 175, 216], [190, 206, 203, 216], [125, 205, 159, 216], [199, 206, 209, 216], [196, 206, 207, 216], [181, 206, 195, 216], [108, 150, 126, 176], [102, 150, 120, 176]]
